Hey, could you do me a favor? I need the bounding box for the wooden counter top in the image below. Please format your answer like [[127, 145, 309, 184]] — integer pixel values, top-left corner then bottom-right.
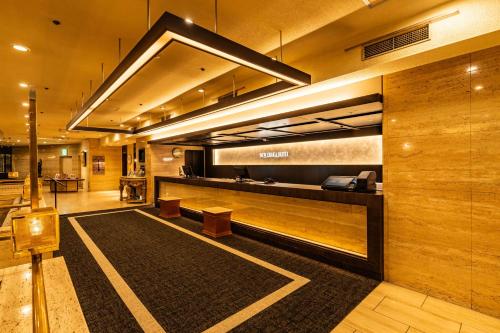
[[154, 176, 382, 206]]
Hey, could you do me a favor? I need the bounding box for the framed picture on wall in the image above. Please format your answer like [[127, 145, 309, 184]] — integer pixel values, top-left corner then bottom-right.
[[92, 156, 105, 175]]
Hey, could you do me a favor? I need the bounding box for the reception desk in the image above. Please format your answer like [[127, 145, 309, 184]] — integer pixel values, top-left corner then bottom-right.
[[154, 176, 383, 279]]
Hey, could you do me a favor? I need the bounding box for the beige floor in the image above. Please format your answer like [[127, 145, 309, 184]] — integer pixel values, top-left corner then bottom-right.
[[332, 282, 500, 333], [2, 190, 499, 332], [42, 188, 144, 215], [0, 257, 89, 333]]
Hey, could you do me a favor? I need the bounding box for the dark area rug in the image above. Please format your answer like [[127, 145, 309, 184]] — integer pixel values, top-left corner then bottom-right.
[[57, 207, 378, 333]]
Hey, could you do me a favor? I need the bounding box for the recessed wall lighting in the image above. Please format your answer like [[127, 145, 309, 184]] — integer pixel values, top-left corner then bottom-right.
[[25, 123, 29, 126], [22, 102, 29, 107], [185, 18, 193, 24], [474, 85, 483, 91], [13, 44, 30, 52], [467, 66, 478, 73], [19, 82, 29, 88]]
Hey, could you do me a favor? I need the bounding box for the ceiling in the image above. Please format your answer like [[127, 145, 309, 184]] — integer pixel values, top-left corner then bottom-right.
[[0, 0, 466, 147], [0, 0, 367, 145]]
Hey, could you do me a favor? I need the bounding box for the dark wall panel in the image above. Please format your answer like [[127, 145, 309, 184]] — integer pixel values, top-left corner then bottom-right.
[[206, 164, 382, 185]]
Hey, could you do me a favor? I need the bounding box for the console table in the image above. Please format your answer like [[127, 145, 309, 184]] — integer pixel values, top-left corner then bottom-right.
[[119, 177, 147, 203]]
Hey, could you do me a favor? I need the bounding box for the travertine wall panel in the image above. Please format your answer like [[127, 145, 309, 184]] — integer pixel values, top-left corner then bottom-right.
[[384, 45, 500, 317]]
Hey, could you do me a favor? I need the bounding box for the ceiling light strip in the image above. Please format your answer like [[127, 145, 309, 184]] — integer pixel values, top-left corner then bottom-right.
[[136, 81, 296, 135], [67, 11, 310, 131], [148, 94, 382, 144]]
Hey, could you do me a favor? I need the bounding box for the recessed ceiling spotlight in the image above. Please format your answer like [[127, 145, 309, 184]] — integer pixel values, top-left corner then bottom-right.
[[19, 82, 29, 88], [137, 116, 141, 120], [474, 85, 483, 91], [43, 141, 47, 144], [120, 124, 125, 127], [185, 18, 193, 24], [17, 139, 20, 142], [24, 114, 29, 118], [197, 89, 204, 93], [25, 122, 29, 126], [13, 44, 30, 52], [22, 102, 29, 107], [61, 135, 66, 138]]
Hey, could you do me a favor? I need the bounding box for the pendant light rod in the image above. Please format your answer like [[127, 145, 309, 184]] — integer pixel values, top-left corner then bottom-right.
[[118, 38, 122, 62], [147, 0, 151, 30], [232, 75, 236, 97], [214, 0, 218, 33], [66, 11, 310, 130], [279, 30, 283, 62], [101, 63, 105, 83]]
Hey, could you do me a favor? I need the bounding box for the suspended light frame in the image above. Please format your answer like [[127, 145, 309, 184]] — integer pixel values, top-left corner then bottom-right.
[[66, 11, 311, 131]]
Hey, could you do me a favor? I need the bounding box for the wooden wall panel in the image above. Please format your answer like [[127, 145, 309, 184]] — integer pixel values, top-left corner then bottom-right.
[[87, 139, 121, 191], [146, 145, 203, 202], [159, 182, 367, 255], [384, 45, 500, 317]]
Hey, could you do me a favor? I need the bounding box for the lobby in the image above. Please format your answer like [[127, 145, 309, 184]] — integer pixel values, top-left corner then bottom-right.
[[0, 0, 499, 332]]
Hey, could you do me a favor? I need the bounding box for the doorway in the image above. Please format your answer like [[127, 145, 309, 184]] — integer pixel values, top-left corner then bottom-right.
[[185, 150, 204, 177]]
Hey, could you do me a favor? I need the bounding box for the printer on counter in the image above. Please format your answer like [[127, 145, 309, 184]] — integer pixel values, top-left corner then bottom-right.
[[321, 171, 377, 193]]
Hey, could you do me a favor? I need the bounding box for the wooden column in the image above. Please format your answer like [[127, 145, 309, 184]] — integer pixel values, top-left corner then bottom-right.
[[29, 89, 39, 209], [28, 88, 50, 333]]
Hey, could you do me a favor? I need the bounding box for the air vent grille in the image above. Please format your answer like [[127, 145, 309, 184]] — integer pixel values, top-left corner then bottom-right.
[[363, 25, 429, 60]]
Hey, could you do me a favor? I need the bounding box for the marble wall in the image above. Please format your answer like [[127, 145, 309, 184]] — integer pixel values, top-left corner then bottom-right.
[[383, 45, 500, 317], [12, 144, 81, 179]]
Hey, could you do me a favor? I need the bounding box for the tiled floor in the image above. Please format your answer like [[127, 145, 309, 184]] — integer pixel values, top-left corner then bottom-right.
[[332, 282, 500, 333], [0, 257, 88, 333], [42, 189, 143, 215]]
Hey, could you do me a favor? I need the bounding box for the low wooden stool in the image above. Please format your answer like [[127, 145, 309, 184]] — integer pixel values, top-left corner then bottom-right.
[[158, 196, 181, 218], [202, 207, 233, 238]]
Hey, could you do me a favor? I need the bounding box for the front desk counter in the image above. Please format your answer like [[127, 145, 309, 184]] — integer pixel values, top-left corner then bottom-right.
[[154, 176, 383, 279]]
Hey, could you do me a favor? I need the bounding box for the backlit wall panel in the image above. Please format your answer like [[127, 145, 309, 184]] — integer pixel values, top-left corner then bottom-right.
[[213, 135, 382, 165]]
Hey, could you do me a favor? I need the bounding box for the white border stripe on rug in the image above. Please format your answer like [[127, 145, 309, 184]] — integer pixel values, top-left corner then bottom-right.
[[135, 209, 310, 333], [69, 209, 310, 333], [68, 217, 166, 333]]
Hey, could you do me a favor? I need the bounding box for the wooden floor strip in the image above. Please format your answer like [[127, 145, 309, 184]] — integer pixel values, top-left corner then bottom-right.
[[375, 297, 461, 333]]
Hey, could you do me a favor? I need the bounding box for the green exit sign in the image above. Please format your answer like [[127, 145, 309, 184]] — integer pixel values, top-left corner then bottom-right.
[[61, 148, 68, 156]]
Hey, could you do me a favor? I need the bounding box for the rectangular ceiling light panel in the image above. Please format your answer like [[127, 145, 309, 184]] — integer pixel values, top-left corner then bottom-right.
[[67, 12, 311, 130]]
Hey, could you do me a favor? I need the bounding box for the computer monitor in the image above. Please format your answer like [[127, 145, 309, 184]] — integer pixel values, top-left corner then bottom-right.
[[233, 166, 250, 180], [182, 165, 194, 177]]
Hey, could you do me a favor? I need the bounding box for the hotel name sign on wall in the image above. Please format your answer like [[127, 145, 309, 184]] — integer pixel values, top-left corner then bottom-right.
[[259, 151, 289, 159], [213, 136, 382, 166]]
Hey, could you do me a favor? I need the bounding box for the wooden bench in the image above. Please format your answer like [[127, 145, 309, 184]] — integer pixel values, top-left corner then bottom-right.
[[158, 196, 181, 218], [202, 207, 233, 238]]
